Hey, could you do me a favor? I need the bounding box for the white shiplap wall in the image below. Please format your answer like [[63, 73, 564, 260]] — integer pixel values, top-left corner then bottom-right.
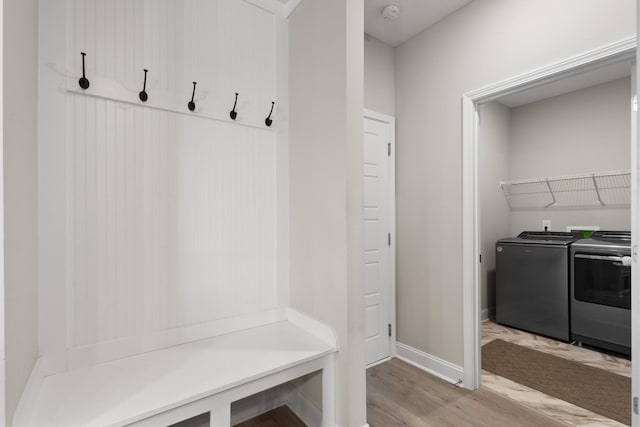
[[67, 0, 277, 127], [53, 0, 281, 364]]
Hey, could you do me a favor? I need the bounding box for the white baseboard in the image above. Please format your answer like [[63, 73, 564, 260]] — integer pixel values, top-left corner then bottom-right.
[[230, 383, 291, 425], [285, 382, 323, 427], [395, 342, 464, 385], [13, 358, 45, 427], [366, 356, 392, 369], [480, 307, 495, 322]]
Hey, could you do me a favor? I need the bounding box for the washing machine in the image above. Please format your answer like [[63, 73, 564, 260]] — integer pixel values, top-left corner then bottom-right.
[[496, 231, 583, 341]]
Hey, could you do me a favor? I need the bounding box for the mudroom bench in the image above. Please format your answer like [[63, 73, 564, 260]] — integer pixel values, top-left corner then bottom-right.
[[16, 309, 336, 427]]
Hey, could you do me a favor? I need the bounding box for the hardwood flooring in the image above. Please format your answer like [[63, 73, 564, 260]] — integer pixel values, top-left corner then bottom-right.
[[233, 405, 305, 427], [367, 358, 564, 427], [172, 405, 304, 427]]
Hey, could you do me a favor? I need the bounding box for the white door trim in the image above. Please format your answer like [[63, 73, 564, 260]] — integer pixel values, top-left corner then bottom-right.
[[364, 109, 396, 359], [461, 36, 637, 392], [0, 0, 5, 420], [631, 58, 638, 427]]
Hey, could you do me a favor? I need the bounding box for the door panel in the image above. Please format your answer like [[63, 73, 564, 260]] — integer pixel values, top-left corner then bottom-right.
[[364, 116, 392, 365]]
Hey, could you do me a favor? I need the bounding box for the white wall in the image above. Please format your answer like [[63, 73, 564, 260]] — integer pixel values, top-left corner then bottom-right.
[[479, 102, 511, 316], [289, 0, 366, 426], [364, 34, 395, 116], [4, 0, 39, 423], [395, 0, 635, 366], [509, 77, 631, 234]]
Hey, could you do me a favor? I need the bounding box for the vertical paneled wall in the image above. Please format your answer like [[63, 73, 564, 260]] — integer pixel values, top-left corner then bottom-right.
[[63, 0, 280, 354]]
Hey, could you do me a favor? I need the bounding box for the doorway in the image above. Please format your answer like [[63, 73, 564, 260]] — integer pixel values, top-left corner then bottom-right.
[[363, 110, 396, 366], [461, 37, 637, 425]]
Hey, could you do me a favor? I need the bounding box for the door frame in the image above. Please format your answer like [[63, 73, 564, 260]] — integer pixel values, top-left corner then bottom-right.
[[364, 109, 397, 363], [461, 36, 637, 396], [0, 0, 5, 421], [631, 57, 638, 427]]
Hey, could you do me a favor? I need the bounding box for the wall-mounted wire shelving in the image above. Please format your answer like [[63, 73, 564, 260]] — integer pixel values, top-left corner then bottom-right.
[[500, 170, 631, 210]]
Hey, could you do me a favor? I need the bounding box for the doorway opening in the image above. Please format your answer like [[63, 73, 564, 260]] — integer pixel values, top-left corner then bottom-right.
[[462, 37, 637, 424]]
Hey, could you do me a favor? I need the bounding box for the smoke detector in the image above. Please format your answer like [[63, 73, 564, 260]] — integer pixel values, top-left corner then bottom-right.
[[381, 4, 400, 20]]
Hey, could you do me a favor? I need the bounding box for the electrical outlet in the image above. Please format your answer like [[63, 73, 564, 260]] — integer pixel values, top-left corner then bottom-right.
[[542, 220, 551, 231]]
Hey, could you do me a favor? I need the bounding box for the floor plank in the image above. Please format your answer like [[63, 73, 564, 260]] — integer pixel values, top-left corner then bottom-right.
[[233, 405, 306, 427], [367, 358, 565, 427]]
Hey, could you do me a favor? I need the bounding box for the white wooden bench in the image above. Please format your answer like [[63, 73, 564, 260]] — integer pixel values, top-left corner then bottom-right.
[[15, 309, 336, 427]]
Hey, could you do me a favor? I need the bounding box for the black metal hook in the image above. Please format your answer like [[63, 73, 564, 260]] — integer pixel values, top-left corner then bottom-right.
[[139, 69, 149, 102], [188, 82, 197, 112], [229, 93, 239, 120], [265, 101, 275, 127], [78, 52, 90, 90]]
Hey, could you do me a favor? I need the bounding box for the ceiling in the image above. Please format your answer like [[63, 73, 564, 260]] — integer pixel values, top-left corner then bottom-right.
[[364, 0, 473, 47]]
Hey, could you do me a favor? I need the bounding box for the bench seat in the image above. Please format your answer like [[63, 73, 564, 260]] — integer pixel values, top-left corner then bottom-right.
[[16, 311, 336, 427]]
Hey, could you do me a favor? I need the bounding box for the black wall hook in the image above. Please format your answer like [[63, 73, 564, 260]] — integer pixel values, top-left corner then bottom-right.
[[265, 102, 275, 127], [229, 93, 239, 120], [188, 82, 197, 112], [139, 69, 149, 102], [78, 52, 90, 90]]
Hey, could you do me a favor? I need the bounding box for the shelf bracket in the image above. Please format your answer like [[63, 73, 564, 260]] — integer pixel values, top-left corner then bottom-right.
[[544, 178, 557, 208], [591, 174, 605, 206]]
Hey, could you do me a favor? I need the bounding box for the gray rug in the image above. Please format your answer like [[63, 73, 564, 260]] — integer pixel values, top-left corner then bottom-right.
[[482, 339, 631, 426]]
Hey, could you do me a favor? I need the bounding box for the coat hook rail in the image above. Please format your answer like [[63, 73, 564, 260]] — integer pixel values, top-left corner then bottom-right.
[[265, 101, 275, 127], [188, 82, 197, 112], [78, 52, 90, 90], [139, 69, 149, 102], [68, 83, 277, 132], [230, 92, 239, 120]]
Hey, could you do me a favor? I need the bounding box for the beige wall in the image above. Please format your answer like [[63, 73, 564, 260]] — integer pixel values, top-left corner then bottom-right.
[[4, 0, 39, 423], [364, 34, 395, 116], [395, 0, 635, 366], [509, 77, 631, 235], [289, 0, 366, 426], [479, 102, 511, 316]]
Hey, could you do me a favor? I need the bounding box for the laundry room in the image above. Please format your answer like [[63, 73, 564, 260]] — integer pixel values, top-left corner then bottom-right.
[[480, 67, 632, 318], [479, 58, 633, 424]]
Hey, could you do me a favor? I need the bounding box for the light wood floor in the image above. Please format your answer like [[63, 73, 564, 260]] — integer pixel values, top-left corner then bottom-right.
[[233, 405, 305, 427], [481, 321, 630, 426], [366, 322, 631, 426], [172, 405, 305, 427], [367, 358, 565, 427]]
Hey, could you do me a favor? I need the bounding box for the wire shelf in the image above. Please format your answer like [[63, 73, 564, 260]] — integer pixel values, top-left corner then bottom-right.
[[500, 170, 631, 210]]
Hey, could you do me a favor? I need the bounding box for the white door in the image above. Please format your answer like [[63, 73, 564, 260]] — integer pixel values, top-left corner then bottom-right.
[[364, 112, 395, 366]]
